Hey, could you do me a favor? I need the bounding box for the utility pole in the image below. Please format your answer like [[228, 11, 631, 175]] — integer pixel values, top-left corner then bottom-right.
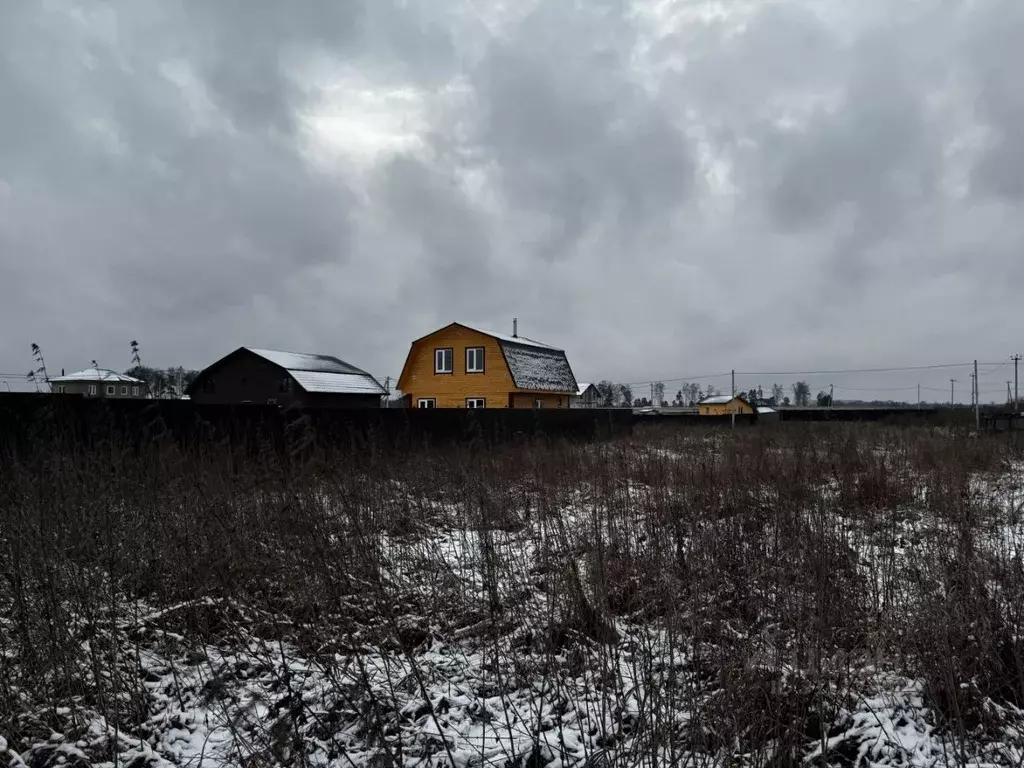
[[974, 360, 980, 430], [1009, 381, 1013, 407], [731, 369, 736, 430], [950, 378, 956, 407], [969, 371, 976, 408], [829, 384, 834, 409], [1013, 354, 1022, 413]]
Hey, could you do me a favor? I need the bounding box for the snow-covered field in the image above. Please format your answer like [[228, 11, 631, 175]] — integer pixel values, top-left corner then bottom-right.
[[3, 428, 1024, 768]]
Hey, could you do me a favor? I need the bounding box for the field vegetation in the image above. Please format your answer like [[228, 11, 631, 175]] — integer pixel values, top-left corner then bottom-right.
[[2, 423, 1024, 767]]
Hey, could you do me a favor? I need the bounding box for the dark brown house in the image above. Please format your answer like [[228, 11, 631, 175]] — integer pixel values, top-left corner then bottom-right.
[[186, 347, 386, 408]]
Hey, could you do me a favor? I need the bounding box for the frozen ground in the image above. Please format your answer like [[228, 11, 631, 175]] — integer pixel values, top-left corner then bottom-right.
[[4, 594, 1024, 768], [4, 442, 1024, 768]]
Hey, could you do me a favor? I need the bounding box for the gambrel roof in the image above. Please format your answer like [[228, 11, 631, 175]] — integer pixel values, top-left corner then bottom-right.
[[188, 347, 386, 396], [245, 348, 386, 395], [400, 323, 578, 394]]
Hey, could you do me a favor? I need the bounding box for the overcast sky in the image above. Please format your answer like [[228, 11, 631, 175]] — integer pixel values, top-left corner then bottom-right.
[[2, 0, 1023, 401]]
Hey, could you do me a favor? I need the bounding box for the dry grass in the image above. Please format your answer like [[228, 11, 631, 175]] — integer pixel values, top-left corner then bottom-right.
[[1, 423, 1023, 767]]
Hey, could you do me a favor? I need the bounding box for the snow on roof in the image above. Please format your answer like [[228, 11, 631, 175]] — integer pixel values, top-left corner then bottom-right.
[[246, 348, 366, 375], [757, 406, 776, 414], [700, 395, 738, 405], [458, 324, 559, 350], [500, 343, 577, 393], [576, 382, 594, 396], [245, 348, 386, 396], [51, 368, 144, 384], [288, 370, 386, 395]]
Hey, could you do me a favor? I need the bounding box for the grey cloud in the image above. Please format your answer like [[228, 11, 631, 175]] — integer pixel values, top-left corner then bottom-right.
[[374, 153, 503, 319], [466, 0, 695, 260], [2, 0, 1024, 397], [963, 2, 1024, 201]]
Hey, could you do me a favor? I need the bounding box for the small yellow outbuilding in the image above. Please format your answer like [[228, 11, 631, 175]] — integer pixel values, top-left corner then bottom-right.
[[698, 394, 755, 416]]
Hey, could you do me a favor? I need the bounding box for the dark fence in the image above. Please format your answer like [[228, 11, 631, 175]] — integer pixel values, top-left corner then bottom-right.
[[774, 406, 943, 423], [634, 412, 759, 427], [0, 394, 634, 458]]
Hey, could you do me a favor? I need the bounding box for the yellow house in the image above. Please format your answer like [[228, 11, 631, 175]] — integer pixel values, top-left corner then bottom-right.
[[699, 394, 755, 416], [396, 322, 578, 409]]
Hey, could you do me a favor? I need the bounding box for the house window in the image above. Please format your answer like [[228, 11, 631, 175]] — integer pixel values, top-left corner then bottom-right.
[[418, 398, 436, 409], [106, 385, 115, 396], [88, 384, 97, 396], [202, 378, 215, 394], [57, 385, 66, 394], [466, 398, 485, 409], [466, 347, 484, 373], [279, 377, 292, 393], [131, 386, 139, 396], [534, 399, 543, 409], [434, 348, 453, 374], [121, 385, 128, 395]]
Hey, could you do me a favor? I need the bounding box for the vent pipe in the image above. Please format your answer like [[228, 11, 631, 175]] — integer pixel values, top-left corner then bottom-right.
[[513, 317, 518, 338]]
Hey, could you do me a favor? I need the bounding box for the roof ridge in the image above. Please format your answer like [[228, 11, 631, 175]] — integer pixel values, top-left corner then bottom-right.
[[458, 323, 562, 350], [245, 347, 369, 375]]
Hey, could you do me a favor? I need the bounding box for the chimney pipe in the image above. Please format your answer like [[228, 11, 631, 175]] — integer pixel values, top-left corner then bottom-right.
[[513, 317, 518, 338]]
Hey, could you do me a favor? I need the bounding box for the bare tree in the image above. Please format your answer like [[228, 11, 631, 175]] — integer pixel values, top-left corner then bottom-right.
[[595, 380, 616, 407], [30, 343, 51, 391], [792, 381, 811, 407], [619, 384, 633, 407]]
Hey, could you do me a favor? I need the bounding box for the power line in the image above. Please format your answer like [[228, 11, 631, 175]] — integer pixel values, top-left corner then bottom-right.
[[623, 371, 732, 388], [621, 363, 981, 391], [827, 384, 921, 392], [736, 362, 977, 376], [615, 359, 1024, 392]]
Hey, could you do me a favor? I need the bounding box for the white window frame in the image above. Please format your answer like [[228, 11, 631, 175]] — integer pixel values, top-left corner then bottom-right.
[[57, 385, 66, 394], [121, 385, 128, 395], [534, 399, 543, 409], [466, 347, 485, 373], [434, 348, 453, 374], [131, 386, 139, 396], [105, 385, 115, 396], [418, 398, 436, 409], [88, 384, 97, 396], [466, 398, 485, 409]]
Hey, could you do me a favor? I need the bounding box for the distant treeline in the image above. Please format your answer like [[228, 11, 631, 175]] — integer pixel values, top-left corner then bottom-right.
[[123, 366, 200, 398]]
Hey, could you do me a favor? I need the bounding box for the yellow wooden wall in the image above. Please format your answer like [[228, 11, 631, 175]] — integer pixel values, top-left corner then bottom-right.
[[510, 392, 566, 409], [398, 325, 572, 408], [699, 398, 754, 416], [399, 326, 511, 408]]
